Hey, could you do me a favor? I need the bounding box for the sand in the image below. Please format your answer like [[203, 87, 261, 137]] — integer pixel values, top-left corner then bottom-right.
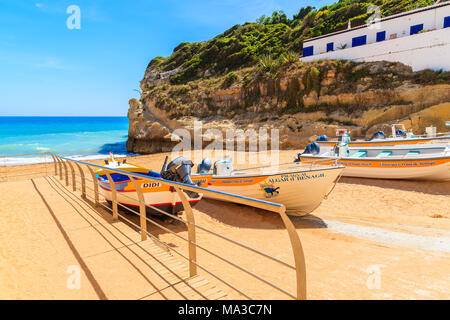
[[0, 177, 227, 300], [0, 150, 449, 299]]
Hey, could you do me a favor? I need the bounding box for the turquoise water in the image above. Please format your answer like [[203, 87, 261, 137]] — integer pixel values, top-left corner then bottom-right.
[[0, 117, 133, 165]]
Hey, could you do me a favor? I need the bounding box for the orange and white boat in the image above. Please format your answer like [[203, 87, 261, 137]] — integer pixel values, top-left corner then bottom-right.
[[191, 158, 344, 216], [299, 141, 450, 181], [96, 154, 344, 217], [317, 124, 450, 148], [95, 154, 209, 215]]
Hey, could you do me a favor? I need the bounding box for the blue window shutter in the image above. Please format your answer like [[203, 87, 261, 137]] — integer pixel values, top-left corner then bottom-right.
[[410, 24, 423, 35], [444, 16, 450, 28], [352, 35, 367, 47], [376, 31, 386, 42], [326, 42, 334, 52], [303, 46, 314, 57]]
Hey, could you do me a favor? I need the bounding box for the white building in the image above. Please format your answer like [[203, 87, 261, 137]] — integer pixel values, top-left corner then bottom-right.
[[300, 2, 450, 71]]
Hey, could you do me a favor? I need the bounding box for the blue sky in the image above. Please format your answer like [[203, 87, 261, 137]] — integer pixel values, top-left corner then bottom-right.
[[0, 0, 333, 116]]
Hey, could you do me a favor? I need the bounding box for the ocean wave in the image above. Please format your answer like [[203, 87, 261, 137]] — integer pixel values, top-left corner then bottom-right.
[[1, 156, 54, 166], [35, 147, 51, 151], [1, 153, 136, 167]]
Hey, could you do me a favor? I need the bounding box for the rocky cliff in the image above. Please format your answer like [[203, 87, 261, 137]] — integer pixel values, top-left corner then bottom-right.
[[127, 59, 450, 154]]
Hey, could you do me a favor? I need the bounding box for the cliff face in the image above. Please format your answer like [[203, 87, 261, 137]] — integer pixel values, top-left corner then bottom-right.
[[127, 60, 450, 154]]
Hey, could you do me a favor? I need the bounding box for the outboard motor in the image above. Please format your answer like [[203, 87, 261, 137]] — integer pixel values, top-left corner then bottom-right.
[[213, 159, 233, 175], [197, 158, 212, 173], [161, 156, 199, 198], [316, 135, 328, 142], [294, 142, 321, 162], [395, 129, 406, 138], [302, 142, 321, 155], [369, 131, 386, 141]]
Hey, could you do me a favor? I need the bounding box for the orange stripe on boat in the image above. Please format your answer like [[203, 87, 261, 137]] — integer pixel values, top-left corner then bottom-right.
[[300, 156, 450, 168], [209, 175, 268, 187], [318, 137, 449, 147]]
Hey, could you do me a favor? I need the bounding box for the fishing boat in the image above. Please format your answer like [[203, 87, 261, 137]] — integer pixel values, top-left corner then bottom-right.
[[97, 153, 344, 216], [298, 140, 450, 181], [95, 153, 207, 215], [190, 158, 345, 216], [316, 124, 450, 148]]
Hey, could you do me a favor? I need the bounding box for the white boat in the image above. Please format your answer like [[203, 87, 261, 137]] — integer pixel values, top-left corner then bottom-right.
[[299, 141, 450, 181], [96, 154, 344, 217], [191, 158, 345, 216], [316, 124, 450, 148]]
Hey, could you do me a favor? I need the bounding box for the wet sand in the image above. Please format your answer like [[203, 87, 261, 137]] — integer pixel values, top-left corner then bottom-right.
[[0, 151, 449, 299]]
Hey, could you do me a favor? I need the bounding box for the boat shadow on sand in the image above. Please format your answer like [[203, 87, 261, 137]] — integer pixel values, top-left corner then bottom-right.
[[193, 199, 327, 230], [339, 177, 450, 196], [112, 198, 326, 242]]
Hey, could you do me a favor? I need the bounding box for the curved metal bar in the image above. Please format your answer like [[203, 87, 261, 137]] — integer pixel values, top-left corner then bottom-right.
[[277, 207, 307, 300], [0, 157, 6, 182], [60, 158, 69, 186], [174, 187, 197, 277], [104, 170, 118, 220], [66, 160, 76, 192], [50, 153, 307, 300], [85, 165, 99, 206], [113, 209, 253, 299], [128, 176, 147, 241], [55, 156, 63, 180], [49, 153, 58, 176], [74, 162, 86, 198]]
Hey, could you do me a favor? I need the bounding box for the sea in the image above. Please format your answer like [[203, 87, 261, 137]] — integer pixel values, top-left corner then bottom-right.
[[0, 117, 134, 166]]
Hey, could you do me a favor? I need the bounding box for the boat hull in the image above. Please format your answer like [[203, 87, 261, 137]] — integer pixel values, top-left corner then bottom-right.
[[193, 167, 344, 216], [300, 156, 450, 181], [98, 178, 202, 215], [317, 136, 450, 148]]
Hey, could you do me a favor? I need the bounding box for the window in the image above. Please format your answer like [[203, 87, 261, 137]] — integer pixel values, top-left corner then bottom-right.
[[376, 31, 386, 42], [303, 45, 314, 57], [444, 16, 450, 28], [326, 42, 334, 52], [410, 24, 423, 35], [352, 35, 367, 47]]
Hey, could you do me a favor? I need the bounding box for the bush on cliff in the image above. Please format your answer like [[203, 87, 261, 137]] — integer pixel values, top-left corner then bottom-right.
[[221, 72, 239, 88], [145, 0, 436, 84]]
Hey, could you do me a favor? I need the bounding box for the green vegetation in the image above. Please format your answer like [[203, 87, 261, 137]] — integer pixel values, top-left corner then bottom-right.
[[318, 117, 335, 124], [221, 72, 239, 88], [138, 0, 449, 121], [346, 66, 370, 82], [413, 69, 450, 84], [302, 66, 321, 95], [280, 51, 300, 65], [257, 54, 279, 72], [318, 117, 357, 126], [148, 0, 435, 84], [168, 84, 190, 95]]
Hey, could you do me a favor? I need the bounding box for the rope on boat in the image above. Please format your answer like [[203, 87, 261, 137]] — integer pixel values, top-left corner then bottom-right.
[[323, 167, 345, 200]]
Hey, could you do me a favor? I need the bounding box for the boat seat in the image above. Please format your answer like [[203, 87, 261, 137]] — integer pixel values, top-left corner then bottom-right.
[[350, 151, 367, 158], [376, 151, 392, 158]]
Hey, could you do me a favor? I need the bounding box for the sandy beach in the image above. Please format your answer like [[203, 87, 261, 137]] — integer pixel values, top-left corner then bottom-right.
[[0, 150, 449, 299]]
